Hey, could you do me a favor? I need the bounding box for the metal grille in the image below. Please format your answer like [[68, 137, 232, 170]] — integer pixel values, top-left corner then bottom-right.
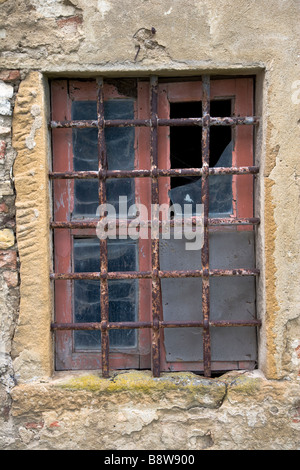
[[50, 75, 261, 378]]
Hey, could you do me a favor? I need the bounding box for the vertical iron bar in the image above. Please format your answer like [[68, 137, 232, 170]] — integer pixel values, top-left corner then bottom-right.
[[201, 75, 211, 377], [150, 76, 161, 377], [97, 78, 110, 378]]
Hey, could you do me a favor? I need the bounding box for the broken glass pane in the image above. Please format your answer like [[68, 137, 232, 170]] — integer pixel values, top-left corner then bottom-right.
[[169, 141, 233, 217], [73, 238, 138, 350], [72, 99, 135, 217]]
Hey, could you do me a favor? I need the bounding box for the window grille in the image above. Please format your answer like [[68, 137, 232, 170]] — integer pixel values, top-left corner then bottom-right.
[[50, 75, 261, 378]]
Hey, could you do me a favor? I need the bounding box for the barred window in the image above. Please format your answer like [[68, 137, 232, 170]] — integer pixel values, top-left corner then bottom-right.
[[50, 76, 260, 377]]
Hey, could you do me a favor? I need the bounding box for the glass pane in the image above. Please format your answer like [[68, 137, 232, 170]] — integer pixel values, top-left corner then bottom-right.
[[72, 99, 135, 217], [169, 100, 233, 216], [159, 232, 257, 362], [73, 238, 138, 350]]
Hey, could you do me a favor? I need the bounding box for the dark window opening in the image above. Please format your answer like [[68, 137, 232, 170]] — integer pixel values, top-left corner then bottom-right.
[[170, 100, 232, 189], [169, 100, 233, 216]]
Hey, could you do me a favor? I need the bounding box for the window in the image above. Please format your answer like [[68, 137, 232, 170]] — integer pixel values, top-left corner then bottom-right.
[[50, 76, 261, 377]]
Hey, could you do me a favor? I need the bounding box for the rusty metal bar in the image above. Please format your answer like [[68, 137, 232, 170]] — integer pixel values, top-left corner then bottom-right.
[[50, 171, 99, 179], [150, 76, 161, 377], [159, 117, 259, 127], [50, 115, 259, 129], [51, 319, 261, 331], [49, 165, 259, 180], [202, 75, 211, 377], [50, 216, 260, 230], [50, 119, 147, 128], [208, 217, 260, 226], [50, 268, 260, 281], [97, 78, 110, 378]]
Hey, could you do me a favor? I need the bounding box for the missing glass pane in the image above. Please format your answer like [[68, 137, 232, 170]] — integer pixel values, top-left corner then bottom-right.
[[169, 100, 233, 216]]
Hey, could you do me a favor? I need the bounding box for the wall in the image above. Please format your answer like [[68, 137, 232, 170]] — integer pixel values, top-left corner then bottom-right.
[[0, 0, 299, 450]]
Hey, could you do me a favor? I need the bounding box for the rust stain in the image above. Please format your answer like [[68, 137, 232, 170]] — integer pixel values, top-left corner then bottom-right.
[[25, 421, 44, 430], [49, 421, 60, 428]]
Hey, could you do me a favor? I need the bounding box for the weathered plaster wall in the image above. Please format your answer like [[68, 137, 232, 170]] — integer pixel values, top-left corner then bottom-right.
[[0, 0, 299, 450], [6, 370, 300, 450]]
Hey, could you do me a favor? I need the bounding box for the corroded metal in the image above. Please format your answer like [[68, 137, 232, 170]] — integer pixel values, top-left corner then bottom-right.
[[201, 75, 211, 378], [49, 166, 259, 180], [50, 216, 260, 230], [97, 78, 110, 378], [150, 75, 161, 378], [50, 267, 260, 281], [50, 115, 259, 129], [51, 318, 262, 331]]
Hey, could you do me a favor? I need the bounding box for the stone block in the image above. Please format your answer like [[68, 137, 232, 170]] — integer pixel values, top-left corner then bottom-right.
[[3, 270, 18, 287], [0, 70, 21, 82], [0, 140, 6, 159], [0, 202, 8, 213], [0, 126, 11, 136], [0, 228, 14, 249], [0, 81, 13, 99], [0, 99, 11, 116], [0, 250, 17, 269]]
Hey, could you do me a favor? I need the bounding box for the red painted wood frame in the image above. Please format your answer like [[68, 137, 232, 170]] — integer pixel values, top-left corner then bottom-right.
[[156, 78, 254, 372], [51, 77, 258, 374], [157, 79, 254, 224], [52, 80, 152, 370]]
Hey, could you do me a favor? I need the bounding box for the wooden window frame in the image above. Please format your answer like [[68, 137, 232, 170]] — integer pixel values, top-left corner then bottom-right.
[[50, 76, 261, 376]]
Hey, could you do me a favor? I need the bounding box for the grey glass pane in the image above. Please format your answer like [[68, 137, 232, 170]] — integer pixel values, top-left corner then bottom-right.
[[169, 141, 233, 216], [73, 238, 138, 350], [159, 231, 257, 363], [72, 100, 135, 217]]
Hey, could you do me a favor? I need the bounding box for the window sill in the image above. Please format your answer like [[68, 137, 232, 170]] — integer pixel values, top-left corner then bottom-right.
[[10, 369, 266, 415], [9, 369, 300, 450]]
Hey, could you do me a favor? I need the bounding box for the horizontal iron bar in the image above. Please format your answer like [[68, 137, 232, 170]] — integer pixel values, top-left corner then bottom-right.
[[50, 268, 260, 281], [50, 116, 259, 129], [50, 217, 260, 229], [51, 319, 262, 330], [208, 217, 260, 225], [49, 166, 259, 179]]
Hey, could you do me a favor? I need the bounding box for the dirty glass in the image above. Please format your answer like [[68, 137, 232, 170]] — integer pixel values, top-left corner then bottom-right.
[[72, 99, 135, 217], [160, 232, 257, 362], [73, 238, 138, 350]]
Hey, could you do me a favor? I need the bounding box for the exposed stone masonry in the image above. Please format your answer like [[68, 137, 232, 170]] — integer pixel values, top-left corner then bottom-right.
[[0, 70, 21, 433]]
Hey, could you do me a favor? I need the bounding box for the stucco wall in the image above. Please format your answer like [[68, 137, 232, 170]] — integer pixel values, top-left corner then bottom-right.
[[0, 0, 299, 450]]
